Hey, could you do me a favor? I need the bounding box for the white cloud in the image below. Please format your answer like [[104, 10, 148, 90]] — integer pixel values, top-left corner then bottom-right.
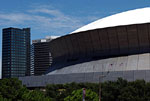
[[28, 7, 84, 33], [0, 5, 101, 35], [0, 13, 33, 25]]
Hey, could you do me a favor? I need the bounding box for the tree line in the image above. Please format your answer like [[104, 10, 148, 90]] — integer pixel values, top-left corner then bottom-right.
[[0, 78, 150, 101]]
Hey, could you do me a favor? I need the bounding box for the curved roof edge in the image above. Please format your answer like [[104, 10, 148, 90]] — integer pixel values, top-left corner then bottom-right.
[[71, 7, 150, 34]]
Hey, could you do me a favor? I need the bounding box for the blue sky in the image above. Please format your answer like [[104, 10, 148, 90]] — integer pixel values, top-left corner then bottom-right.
[[0, 0, 150, 77]]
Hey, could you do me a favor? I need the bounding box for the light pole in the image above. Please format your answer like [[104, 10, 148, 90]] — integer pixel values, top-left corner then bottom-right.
[[99, 64, 110, 101], [99, 75, 104, 101], [83, 88, 86, 101]]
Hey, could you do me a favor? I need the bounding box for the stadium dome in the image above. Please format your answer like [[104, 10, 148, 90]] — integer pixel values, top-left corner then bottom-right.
[[72, 7, 150, 34], [47, 7, 150, 75], [45, 7, 150, 81], [20, 7, 150, 87]]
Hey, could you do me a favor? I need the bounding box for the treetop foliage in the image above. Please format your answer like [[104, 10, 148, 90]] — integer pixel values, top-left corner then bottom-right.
[[1, 77, 150, 101]]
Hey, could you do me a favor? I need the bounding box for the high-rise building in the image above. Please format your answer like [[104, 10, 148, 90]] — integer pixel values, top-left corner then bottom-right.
[[2, 27, 30, 78], [31, 36, 58, 76]]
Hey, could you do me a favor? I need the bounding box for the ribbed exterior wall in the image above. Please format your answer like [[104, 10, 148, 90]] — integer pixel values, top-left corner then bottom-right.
[[48, 23, 150, 72], [50, 23, 150, 62]]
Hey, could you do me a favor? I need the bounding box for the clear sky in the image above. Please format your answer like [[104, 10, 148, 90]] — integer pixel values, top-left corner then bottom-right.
[[0, 0, 150, 78]]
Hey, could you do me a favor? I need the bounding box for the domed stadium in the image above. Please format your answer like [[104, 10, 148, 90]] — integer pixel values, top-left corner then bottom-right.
[[20, 7, 150, 87]]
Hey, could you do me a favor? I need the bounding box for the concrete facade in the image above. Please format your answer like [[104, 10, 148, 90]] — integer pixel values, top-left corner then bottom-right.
[[19, 70, 150, 87], [48, 53, 150, 74], [47, 23, 150, 73]]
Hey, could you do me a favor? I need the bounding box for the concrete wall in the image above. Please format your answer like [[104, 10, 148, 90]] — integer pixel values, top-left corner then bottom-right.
[[49, 23, 150, 72], [19, 70, 150, 87], [47, 53, 150, 74]]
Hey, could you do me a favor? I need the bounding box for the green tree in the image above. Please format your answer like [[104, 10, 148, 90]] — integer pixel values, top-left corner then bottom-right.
[[118, 80, 146, 101], [0, 78, 27, 100], [22, 90, 52, 101], [64, 89, 98, 101], [46, 84, 62, 101], [102, 81, 120, 101], [0, 95, 11, 101]]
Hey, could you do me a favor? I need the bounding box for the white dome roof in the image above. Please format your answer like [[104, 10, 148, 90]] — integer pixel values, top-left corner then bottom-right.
[[71, 7, 150, 34]]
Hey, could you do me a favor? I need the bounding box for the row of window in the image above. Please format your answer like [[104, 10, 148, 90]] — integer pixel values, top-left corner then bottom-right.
[[11, 53, 26, 56], [2, 59, 26, 62], [12, 51, 26, 53], [3, 46, 26, 50], [2, 56, 26, 59], [3, 66, 26, 68], [11, 63, 26, 66], [2, 53, 26, 57], [3, 67, 26, 70], [11, 41, 26, 44], [3, 73, 25, 77], [3, 50, 26, 53], [3, 62, 26, 65], [11, 71, 25, 73], [11, 68, 26, 71], [3, 39, 27, 43], [11, 58, 26, 60]]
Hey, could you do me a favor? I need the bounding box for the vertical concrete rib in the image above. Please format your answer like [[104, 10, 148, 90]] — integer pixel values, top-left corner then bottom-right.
[[136, 25, 140, 54], [105, 57, 118, 72], [147, 23, 150, 69], [70, 34, 80, 58], [90, 29, 102, 57], [67, 35, 75, 59], [75, 33, 83, 58], [79, 32, 87, 58], [135, 25, 140, 72], [125, 26, 129, 71], [98, 29, 110, 57], [88, 30, 95, 57], [127, 54, 138, 71], [117, 26, 129, 55], [127, 25, 139, 54], [107, 27, 119, 56], [138, 53, 150, 70], [96, 29, 103, 56], [68, 35, 76, 59], [147, 23, 150, 50], [137, 24, 149, 53], [60, 37, 69, 60], [76, 32, 86, 58], [64, 36, 73, 60], [55, 38, 64, 58], [87, 30, 94, 58], [63, 36, 71, 61], [115, 56, 128, 71], [115, 27, 120, 55], [83, 31, 93, 58], [59, 38, 66, 59]]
